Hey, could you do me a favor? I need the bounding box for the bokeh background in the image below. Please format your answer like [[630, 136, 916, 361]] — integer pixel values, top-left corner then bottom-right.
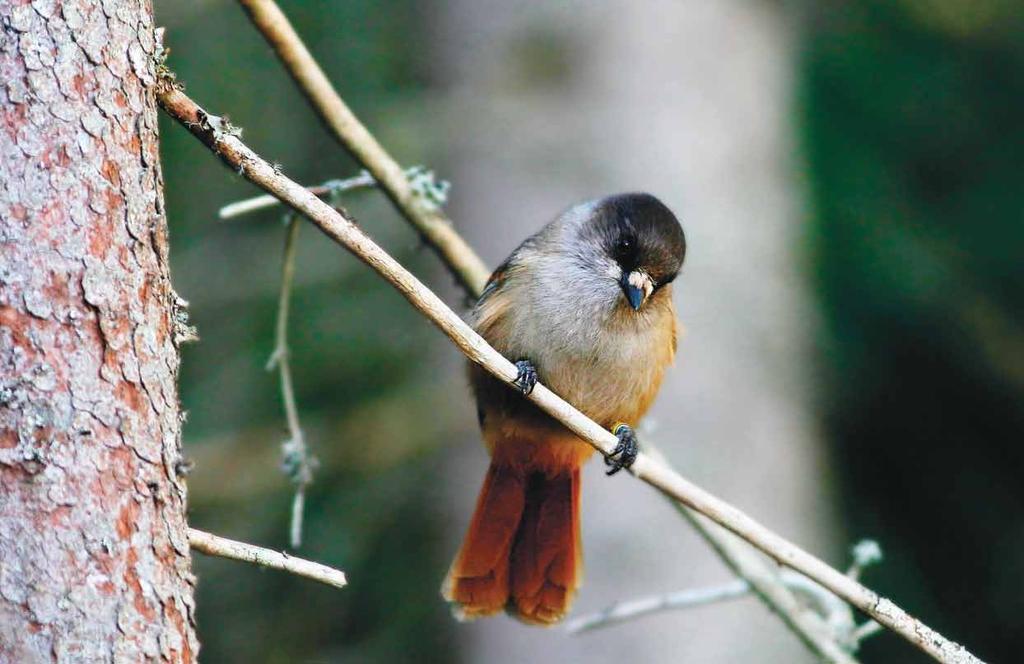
[[156, 1, 1023, 662]]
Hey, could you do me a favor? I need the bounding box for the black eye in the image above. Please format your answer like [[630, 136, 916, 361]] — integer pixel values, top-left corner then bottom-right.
[[614, 234, 636, 261]]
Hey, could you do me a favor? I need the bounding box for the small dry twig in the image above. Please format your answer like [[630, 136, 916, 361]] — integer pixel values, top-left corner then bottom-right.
[[643, 443, 861, 664], [218, 167, 449, 221], [188, 528, 346, 589], [566, 579, 750, 633], [568, 539, 886, 656], [219, 172, 376, 220], [226, 168, 440, 547], [157, 82, 981, 664], [265, 214, 317, 549]]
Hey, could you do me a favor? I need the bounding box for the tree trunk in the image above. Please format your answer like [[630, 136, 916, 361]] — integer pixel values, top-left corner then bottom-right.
[[0, 1, 198, 661]]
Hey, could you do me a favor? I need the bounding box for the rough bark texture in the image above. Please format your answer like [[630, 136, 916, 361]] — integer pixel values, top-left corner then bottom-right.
[[0, 1, 197, 662]]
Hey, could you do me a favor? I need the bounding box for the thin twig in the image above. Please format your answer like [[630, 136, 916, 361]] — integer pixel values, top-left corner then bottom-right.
[[644, 443, 860, 663], [219, 185, 330, 220], [853, 620, 885, 644], [157, 83, 982, 664], [568, 537, 886, 655], [236, 0, 490, 295], [230, 5, 869, 661], [228, 168, 436, 548], [219, 173, 375, 220], [567, 570, 885, 654], [266, 215, 317, 548], [566, 579, 750, 633], [188, 528, 346, 588]]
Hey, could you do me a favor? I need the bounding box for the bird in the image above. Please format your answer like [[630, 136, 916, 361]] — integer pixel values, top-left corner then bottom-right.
[[441, 192, 687, 625]]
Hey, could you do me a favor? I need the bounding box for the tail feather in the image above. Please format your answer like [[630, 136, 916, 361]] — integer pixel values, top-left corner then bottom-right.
[[442, 464, 526, 619], [509, 469, 581, 625], [442, 462, 582, 625]]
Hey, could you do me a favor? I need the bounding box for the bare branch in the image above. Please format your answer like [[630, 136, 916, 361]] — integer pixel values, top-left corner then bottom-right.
[[219, 173, 376, 220], [640, 443, 861, 663], [227, 168, 438, 548], [266, 215, 317, 548], [236, 0, 491, 295], [567, 569, 885, 654], [565, 579, 750, 633], [188, 528, 346, 589], [568, 540, 887, 656], [854, 620, 885, 644], [157, 83, 981, 664], [676, 505, 862, 662]]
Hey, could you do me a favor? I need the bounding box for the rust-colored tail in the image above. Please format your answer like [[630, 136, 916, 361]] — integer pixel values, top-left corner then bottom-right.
[[442, 462, 582, 625]]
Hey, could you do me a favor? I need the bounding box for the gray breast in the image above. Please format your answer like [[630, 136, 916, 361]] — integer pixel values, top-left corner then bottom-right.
[[499, 257, 661, 408]]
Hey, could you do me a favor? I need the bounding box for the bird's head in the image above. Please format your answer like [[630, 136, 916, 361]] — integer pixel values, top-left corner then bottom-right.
[[572, 193, 686, 312]]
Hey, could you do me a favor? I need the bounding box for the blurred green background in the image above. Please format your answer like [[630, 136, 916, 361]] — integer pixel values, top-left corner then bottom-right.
[[802, 1, 1024, 662], [156, 1, 1022, 662]]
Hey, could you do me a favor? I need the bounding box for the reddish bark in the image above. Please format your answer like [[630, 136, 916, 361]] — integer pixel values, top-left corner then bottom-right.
[[0, 1, 198, 661]]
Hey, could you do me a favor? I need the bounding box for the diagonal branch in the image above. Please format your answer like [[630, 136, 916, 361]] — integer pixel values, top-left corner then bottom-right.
[[157, 81, 981, 664], [236, 0, 490, 296], [188, 528, 346, 589]]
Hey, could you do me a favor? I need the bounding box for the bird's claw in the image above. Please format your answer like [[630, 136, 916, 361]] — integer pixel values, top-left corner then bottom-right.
[[605, 424, 639, 476], [512, 360, 538, 396]]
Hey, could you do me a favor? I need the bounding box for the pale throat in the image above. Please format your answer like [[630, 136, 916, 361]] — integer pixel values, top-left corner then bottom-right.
[[626, 269, 654, 301]]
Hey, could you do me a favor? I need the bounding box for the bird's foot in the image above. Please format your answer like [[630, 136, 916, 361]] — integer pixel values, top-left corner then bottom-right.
[[512, 360, 538, 396], [605, 423, 639, 476]]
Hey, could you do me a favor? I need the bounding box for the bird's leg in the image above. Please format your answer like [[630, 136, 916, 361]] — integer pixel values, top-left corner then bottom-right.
[[605, 423, 639, 475], [512, 359, 538, 396]]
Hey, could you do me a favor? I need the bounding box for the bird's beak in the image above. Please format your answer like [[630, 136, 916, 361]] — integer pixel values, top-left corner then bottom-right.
[[620, 270, 654, 311]]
